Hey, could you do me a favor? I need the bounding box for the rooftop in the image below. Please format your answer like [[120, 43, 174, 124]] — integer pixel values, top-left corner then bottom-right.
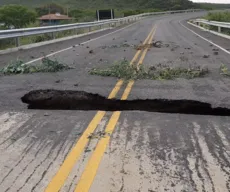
[[38, 13, 72, 20]]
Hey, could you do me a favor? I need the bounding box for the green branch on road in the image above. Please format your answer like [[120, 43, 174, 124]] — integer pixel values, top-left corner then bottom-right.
[[220, 64, 230, 77], [89, 60, 209, 80], [90, 60, 147, 80], [1, 58, 71, 75]]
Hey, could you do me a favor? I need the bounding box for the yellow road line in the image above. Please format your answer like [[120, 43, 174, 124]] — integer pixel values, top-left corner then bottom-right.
[[138, 25, 157, 66], [108, 80, 124, 99], [74, 81, 134, 192], [130, 26, 155, 65], [45, 26, 156, 192], [74, 27, 157, 192], [44, 80, 123, 192]]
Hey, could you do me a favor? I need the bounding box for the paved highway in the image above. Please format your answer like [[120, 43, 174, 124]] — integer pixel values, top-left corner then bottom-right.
[[1, 11, 230, 192]]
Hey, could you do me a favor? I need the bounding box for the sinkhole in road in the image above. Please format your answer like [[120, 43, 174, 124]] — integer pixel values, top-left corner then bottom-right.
[[21, 90, 230, 116]]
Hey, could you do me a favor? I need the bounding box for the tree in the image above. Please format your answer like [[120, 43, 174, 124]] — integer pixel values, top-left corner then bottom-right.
[[0, 5, 37, 29], [35, 3, 65, 16], [171, 4, 182, 10], [69, 9, 95, 21]]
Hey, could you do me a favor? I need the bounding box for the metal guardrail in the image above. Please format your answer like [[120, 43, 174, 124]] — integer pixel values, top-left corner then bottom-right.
[[195, 19, 230, 26], [0, 9, 201, 47], [192, 19, 230, 33], [0, 17, 136, 39]]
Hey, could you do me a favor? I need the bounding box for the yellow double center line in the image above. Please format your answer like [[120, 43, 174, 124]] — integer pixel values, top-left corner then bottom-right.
[[45, 25, 157, 192]]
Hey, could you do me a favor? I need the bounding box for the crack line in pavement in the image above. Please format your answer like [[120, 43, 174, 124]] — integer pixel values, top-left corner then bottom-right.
[[21, 89, 230, 117]]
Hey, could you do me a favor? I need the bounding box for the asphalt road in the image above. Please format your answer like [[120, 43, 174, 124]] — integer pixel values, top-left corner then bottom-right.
[[1, 11, 230, 192]]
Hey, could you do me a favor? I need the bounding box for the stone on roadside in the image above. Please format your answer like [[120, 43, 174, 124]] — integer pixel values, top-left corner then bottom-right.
[[213, 48, 219, 51], [203, 55, 210, 58], [55, 80, 61, 83]]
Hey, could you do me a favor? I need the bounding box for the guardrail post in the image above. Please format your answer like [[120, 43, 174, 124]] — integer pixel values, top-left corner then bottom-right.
[[89, 26, 92, 32], [51, 32, 55, 39], [218, 26, 221, 33], [15, 37, 20, 47]]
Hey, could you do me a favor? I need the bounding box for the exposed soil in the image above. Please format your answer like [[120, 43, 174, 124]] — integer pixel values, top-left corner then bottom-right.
[[22, 89, 230, 116], [135, 41, 165, 50]]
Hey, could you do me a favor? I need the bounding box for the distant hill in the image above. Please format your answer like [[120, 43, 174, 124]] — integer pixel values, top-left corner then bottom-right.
[[0, 0, 196, 9], [198, 3, 230, 10], [0, 0, 229, 10]]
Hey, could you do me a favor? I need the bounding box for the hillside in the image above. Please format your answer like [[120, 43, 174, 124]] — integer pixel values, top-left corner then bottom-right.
[[0, 0, 196, 9], [198, 3, 230, 10], [0, 0, 230, 11]]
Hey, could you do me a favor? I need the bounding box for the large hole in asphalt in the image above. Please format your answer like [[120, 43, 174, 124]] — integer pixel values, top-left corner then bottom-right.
[[21, 90, 230, 116]]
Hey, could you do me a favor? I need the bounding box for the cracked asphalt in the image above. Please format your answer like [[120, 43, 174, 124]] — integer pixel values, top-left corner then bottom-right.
[[1, 11, 230, 192]]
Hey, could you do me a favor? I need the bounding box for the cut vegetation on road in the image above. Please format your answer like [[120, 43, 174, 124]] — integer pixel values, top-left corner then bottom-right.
[[89, 60, 209, 80], [220, 64, 230, 77], [0, 58, 72, 75]]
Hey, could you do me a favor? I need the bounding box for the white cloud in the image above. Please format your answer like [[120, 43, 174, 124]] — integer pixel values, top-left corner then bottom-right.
[[192, 0, 230, 3]]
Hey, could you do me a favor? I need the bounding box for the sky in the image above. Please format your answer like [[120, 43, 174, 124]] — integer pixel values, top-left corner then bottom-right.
[[192, 0, 230, 3]]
